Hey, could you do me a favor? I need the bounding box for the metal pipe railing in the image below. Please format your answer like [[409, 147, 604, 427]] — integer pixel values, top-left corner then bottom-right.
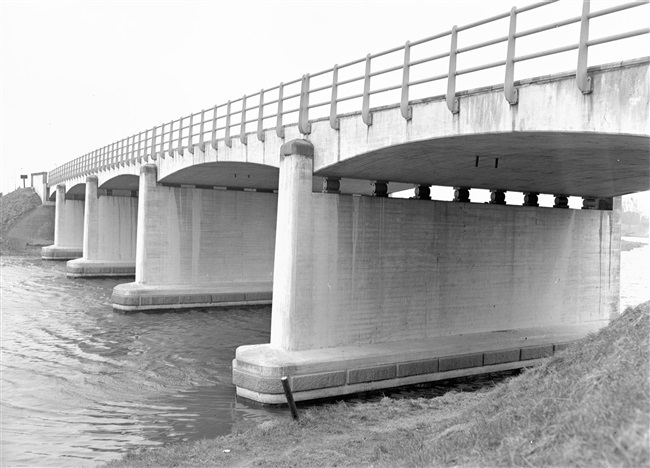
[[48, 0, 649, 186]]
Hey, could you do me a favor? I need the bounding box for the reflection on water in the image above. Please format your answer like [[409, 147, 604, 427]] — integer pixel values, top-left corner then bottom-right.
[[1, 240, 648, 467]]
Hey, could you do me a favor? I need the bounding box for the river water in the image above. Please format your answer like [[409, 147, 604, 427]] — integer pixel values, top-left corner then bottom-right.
[[1, 240, 648, 467]]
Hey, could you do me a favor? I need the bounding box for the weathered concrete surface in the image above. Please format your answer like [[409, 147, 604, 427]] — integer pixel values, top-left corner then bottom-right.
[[111, 164, 277, 311], [234, 140, 621, 402], [42, 185, 83, 260], [66, 175, 138, 277]]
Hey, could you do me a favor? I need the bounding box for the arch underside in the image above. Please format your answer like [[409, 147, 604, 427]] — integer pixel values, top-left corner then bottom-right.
[[316, 131, 650, 198]]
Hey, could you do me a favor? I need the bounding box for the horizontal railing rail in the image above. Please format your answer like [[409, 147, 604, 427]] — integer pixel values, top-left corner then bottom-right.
[[48, 0, 649, 186]]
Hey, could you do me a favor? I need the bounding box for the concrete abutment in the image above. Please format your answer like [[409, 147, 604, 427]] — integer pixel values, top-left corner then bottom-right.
[[233, 139, 621, 403]]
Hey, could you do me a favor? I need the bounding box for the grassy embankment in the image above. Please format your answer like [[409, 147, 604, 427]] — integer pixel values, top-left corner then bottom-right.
[[0, 188, 53, 255], [107, 301, 649, 468]]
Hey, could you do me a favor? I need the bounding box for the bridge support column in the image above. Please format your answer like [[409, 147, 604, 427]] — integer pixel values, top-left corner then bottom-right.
[[233, 140, 621, 404], [66, 176, 137, 278], [111, 164, 277, 312], [41, 184, 84, 260]]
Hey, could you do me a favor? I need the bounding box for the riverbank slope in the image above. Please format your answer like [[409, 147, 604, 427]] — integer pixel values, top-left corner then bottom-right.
[[106, 301, 649, 468], [0, 188, 54, 256]]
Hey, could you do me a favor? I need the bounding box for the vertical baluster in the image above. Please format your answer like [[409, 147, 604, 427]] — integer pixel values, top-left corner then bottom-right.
[[188, 113, 195, 154], [225, 101, 232, 148], [177, 116, 184, 156], [504, 7, 519, 105], [330, 66, 339, 130], [143, 129, 150, 162], [159, 123, 165, 158], [167, 120, 174, 158], [151, 126, 157, 161], [240, 95, 248, 145], [211, 105, 218, 150], [199, 109, 206, 152], [577, 0, 592, 94], [446, 26, 459, 114], [362, 55, 373, 126], [276, 83, 284, 139], [257, 89, 265, 142], [298, 75, 311, 135], [137, 132, 143, 163], [401, 41, 412, 120]]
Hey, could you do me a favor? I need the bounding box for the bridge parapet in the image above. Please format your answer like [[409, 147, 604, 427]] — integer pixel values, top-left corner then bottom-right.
[[48, 0, 649, 189]]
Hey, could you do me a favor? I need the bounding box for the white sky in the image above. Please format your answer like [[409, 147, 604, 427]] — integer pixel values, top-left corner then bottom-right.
[[1, 0, 648, 211]]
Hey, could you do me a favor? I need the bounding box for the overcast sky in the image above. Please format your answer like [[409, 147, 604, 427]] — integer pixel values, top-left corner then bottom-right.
[[1, 0, 648, 209]]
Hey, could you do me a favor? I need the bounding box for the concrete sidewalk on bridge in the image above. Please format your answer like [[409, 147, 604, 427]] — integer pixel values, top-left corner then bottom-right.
[[111, 281, 272, 312]]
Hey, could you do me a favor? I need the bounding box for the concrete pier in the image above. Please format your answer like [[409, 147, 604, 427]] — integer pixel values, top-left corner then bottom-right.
[[111, 164, 277, 312], [66, 176, 138, 278], [41, 184, 84, 260], [233, 139, 621, 403]]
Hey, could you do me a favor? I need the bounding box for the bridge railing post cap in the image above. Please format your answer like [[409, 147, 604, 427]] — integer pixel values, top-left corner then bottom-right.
[[140, 164, 157, 175], [280, 139, 314, 157]]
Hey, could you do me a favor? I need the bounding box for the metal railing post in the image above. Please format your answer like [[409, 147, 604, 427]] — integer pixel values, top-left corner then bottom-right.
[[240, 95, 248, 145], [167, 120, 174, 158], [446, 26, 460, 114], [188, 113, 195, 154], [225, 101, 232, 148], [577, 0, 593, 94], [298, 75, 311, 135], [330, 65, 339, 130], [177, 116, 184, 156], [504, 7, 519, 105], [276, 83, 284, 139], [257, 89, 265, 142], [211, 105, 218, 150], [199, 109, 206, 152], [159, 123, 165, 158], [151, 126, 157, 161], [401, 41, 412, 120], [362, 54, 373, 126]]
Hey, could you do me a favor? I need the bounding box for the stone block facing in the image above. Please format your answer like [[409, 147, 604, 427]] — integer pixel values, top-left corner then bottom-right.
[[483, 349, 521, 366], [234, 328, 591, 404], [439, 353, 483, 372], [521, 345, 554, 361], [348, 365, 397, 384]]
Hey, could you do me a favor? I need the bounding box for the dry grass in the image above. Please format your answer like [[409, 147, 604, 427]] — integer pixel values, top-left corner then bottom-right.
[[106, 302, 649, 468]]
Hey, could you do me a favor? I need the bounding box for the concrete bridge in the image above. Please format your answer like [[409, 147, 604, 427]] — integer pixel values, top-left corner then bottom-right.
[[39, 0, 649, 403]]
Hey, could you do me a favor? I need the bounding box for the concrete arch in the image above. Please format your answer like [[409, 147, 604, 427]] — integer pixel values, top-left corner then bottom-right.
[[315, 131, 649, 198], [98, 174, 140, 192], [159, 161, 280, 191], [65, 182, 86, 199]]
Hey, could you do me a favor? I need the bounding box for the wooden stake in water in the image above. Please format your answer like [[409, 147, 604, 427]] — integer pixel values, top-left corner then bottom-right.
[[281, 377, 299, 420]]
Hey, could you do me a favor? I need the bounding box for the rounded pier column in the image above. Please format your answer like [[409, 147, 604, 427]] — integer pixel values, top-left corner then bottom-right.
[[136, 164, 158, 284], [83, 176, 99, 259], [270, 139, 315, 351], [42, 184, 84, 260]]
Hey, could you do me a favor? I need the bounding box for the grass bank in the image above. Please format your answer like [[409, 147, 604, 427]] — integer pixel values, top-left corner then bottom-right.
[[0, 188, 53, 255], [106, 302, 649, 468]]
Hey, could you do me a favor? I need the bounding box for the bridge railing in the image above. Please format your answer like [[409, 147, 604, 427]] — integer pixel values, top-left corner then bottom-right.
[[49, 0, 649, 187]]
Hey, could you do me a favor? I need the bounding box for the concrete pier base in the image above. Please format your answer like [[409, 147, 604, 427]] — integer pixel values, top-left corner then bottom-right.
[[67, 259, 136, 278], [42, 184, 84, 261], [42, 245, 83, 260], [112, 282, 271, 312], [234, 322, 601, 404]]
